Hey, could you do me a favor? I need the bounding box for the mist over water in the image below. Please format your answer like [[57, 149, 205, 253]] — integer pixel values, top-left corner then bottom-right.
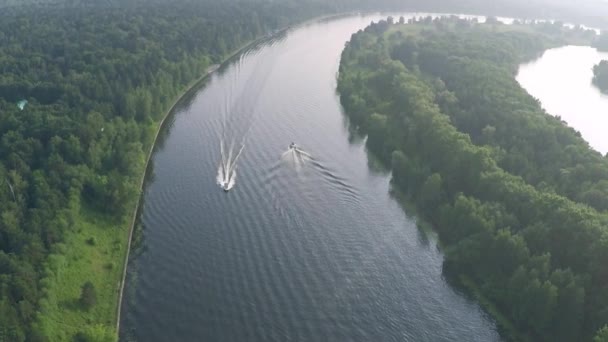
[[121, 14, 501, 342], [517, 45, 608, 155]]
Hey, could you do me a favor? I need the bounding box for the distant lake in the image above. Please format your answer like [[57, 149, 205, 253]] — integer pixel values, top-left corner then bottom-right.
[[517, 45, 608, 155], [119, 13, 502, 342]]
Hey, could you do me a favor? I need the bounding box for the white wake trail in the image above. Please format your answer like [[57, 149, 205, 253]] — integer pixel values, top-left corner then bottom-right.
[[281, 146, 312, 172], [214, 51, 275, 192], [217, 136, 246, 191]]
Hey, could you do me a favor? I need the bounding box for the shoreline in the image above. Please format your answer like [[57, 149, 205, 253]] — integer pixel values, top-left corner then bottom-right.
[[115, 37, 270, 335], [113, 12, 349, 336], [113, 10, 457, 337]]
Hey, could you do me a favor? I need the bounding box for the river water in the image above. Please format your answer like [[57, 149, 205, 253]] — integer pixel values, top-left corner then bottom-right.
[[120, 13, 501, 342], [517, 45, 608, 155]]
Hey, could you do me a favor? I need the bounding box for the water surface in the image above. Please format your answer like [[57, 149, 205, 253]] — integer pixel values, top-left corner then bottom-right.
[[120, 14, 501, 342], [517, 45, 608, 155]]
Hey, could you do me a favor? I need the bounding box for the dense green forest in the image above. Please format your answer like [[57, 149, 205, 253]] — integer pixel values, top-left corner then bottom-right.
[[0, 1, 358, 340], [593, 60, 608, 93], [2, 0, 608, 340], [338, 17, 608, 341]]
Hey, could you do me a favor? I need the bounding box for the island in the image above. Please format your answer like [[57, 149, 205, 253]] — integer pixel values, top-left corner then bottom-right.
[[593, 60, 608, 93], [338, 16, 608, 341], [3, 0, 608, 341]]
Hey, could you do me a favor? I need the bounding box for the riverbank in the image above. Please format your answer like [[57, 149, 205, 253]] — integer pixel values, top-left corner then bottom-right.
[[32, 20, 320, 341], [457, 276, 533, 342], [114, 32, 294, 336], [33, 61, 227, 342], [115, 12, 354, 339], [114, 63, 219, 335], [388, 177, 532, 342], [338, 18, 608, 341]]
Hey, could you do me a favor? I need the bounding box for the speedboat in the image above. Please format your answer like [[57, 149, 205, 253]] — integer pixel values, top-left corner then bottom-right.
[[221, 182, 230, 192]]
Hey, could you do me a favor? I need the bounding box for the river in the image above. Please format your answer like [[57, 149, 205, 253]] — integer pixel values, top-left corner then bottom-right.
[[517, 45, 608, 155], [119, 13, 501, 342]]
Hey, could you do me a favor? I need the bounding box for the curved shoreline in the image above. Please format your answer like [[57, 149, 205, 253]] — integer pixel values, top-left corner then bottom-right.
[[113, 11, 478, 337], [115, 39, 271, 336], [113, 12, 350, 337], [114, 63, 216, 336], [113, 11, 501, 337]]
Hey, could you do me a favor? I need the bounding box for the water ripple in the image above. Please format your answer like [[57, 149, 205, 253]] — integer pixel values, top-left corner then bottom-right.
[[121, 13, 502, 342]]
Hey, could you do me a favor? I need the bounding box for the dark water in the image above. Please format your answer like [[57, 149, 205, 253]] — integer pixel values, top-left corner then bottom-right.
[[517, 45, 608, 155], [120, 14, 501, 342]]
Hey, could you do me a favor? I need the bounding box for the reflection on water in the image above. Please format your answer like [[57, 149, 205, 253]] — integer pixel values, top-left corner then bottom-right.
[[120, 13, 502, 342], [517, 45, 608, 155]]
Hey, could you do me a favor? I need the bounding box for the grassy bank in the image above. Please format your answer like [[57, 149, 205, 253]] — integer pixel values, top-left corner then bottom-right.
[[34, 208, 128, 341], [33, 42, 259, 342], [32, 13, 341, 340]]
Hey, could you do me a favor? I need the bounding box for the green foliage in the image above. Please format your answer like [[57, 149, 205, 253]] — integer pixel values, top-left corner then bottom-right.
[[0, 1, 604, 340], [0, 0, 345, 340], [339, 17, 607, 341], [418, 173, 443, 215], [35, 209, 129, 341], [80, 281, 97, 310], [73, 325, 113, 342], [595, 326, 608, 342], [593, 60, 608, 93]]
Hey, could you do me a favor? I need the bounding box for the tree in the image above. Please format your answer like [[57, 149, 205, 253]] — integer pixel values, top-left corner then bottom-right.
[[549, 269, 585, 341], [418, 173, 443, 214], [593, 60, 608, 93], [73, 325, 113, 342], [80, 281, 97, 310], [595, 326, 608, 342], [338, 18, 608, 340], [367, 113, 388, 155], [0, 0, 362, 338], [74, 332, 93, 342]]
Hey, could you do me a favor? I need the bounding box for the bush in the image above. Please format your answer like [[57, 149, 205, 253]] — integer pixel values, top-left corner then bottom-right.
[[74, 332, 93, 342], [80, 281, 97, 310]]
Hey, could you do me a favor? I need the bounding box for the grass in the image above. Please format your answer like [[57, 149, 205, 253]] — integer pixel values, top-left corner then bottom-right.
[[35, 207, 128, 341], [32, 25, 300, 341]]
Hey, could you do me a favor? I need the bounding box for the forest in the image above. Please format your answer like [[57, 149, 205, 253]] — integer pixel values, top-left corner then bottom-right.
[[0, 1, 358, 341], [593, 60, 608, 93], [2, 0, 608, 341], [338, 17, 608, 341]]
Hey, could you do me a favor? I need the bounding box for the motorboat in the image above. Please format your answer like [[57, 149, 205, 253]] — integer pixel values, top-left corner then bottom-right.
[[221, 182, 230, 192], [289, 142, 297, 150]]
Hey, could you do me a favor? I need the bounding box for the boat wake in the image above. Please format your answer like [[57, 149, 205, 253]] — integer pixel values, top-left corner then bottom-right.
[[217, 139, 245, 192], [281, 143, 312, 171], [212, 48, 282, 192], [215, 52, 268, 192]]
